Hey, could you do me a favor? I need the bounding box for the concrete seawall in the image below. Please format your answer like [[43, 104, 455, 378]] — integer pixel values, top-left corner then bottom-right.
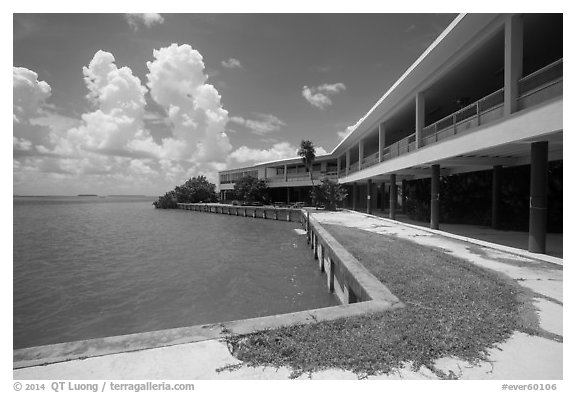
[[177, 203, 304, 222], [14, 206, 403, 369]]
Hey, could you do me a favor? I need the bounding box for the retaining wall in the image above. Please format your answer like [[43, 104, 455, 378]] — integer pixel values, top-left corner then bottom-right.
[[177, 203, 304, 223]]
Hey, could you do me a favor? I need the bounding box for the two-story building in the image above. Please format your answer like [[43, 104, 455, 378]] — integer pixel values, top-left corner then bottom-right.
[[219, 13, 562, 254]]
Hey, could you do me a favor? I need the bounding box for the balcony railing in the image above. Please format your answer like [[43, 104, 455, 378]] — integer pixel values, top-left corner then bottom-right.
[[518, 58, 562, 96], [347, 162, 360, 174], [420, 88, 505, 147], [382, 133, 417, 161], [361, 152, 380, 169], [267, 171, 339, 184], [517, 58, 562, 110]]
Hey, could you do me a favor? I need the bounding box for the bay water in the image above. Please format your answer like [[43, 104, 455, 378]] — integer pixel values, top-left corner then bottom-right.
[[13, 196, 337, 349]]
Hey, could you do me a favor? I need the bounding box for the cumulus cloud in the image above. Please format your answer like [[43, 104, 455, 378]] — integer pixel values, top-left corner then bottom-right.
[[13, 67, 51, 124], [230, 142, 328, 165], [315, 146, 328, 155], [125, 13, 164, 30], [146, 43, 232, 163], [230, 142, 298, 164], [229, 113, 285, 135], [13, 67, 56, 151], [13, 137, 33, 151], [64, 50, 148, 153], [302, 82, 346, 109], [13, 44, 235, 195], [16, 45, 341, 195], [337, 125, 356, 140], [221, 58, 243, 69], [317, 83, 346, 94]]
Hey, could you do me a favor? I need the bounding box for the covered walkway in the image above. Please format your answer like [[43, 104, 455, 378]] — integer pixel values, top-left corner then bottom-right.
[[368, 212, 563, 259]]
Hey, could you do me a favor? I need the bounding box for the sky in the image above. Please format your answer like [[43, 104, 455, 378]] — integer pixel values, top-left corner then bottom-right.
[[13, 12, 457, 196]]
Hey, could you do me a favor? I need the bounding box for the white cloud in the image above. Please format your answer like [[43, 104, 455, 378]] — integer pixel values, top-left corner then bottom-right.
[[13, 67, 57, 151], [315, 146, 328, 155], [302, 82, 346, 109], [13, 137, 33, 151], [221, 58, 243, 69], [146, 43, 232, 163], [229, 113, 285, 135], [13, 67, 51, 123], [317, 83, 346, 94], [65, 50, 148, 152], [13, 45, 234, 195], [125, 14, 164, 31], [230, 142, 328, 165], [15, 46, 342, 196], [337, 125, 356, 140], [230, 142, 297, 164]]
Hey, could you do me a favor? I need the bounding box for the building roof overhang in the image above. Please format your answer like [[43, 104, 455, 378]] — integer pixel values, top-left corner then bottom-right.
[[223, 13, 509, 172]]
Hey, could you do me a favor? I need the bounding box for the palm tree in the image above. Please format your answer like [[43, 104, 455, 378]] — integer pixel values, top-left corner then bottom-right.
[[298, 140, 317, 206], [298, 139, 316, 186]]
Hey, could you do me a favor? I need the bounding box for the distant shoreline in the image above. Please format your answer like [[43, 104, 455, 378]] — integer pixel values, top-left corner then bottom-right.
[[14, 195, 153, 198]]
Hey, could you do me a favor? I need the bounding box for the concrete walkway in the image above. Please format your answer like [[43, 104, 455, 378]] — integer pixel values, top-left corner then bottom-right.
[[370, 211, 563, 258], [14, 210, 563, 380]]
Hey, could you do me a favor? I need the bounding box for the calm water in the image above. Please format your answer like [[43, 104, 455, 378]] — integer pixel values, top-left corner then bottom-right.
[[13, 196, 337, 349]]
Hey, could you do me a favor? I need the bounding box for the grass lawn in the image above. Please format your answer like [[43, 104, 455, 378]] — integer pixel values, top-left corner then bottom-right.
[[222, 223, 549, 379]]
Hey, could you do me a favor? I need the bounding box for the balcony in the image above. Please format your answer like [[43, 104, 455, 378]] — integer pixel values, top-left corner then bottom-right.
[[347, 162, 360, 175], [267, 171, 338, 185], [420, 88, 505, 147], [383, 133, 417, 160], [361, 152, 380, 169], [517, 58, 562, 110], [337, 58, 562, 180]]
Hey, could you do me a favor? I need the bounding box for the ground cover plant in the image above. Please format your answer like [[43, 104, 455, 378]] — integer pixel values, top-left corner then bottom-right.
[[222, 224, 553, 379]]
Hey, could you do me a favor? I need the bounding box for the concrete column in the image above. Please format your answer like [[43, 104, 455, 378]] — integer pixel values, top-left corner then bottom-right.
[[352, 182, 358, 210], [402, 179, 407, 214], [312, 233, 317, 253], [504, 14, 523, 115], [344, 285, 357, 304], [366, 179, 373, 214], [492, 165, 502, 229], [327, 258, 335, 292], [284, 164, 288, 182], [343, 286, 351, 305], [389, 174, 397, 220], [528, 142, 548, 253], [378, 123, 386, 162], [381, 181, 386, 212], [318, 244, 324, 271], [431, 164, 440, 230], [359, 140, 364, 170], [337, 156, 341, 177], [346, 150, 351, 176], [416, 92, 425, 149]]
